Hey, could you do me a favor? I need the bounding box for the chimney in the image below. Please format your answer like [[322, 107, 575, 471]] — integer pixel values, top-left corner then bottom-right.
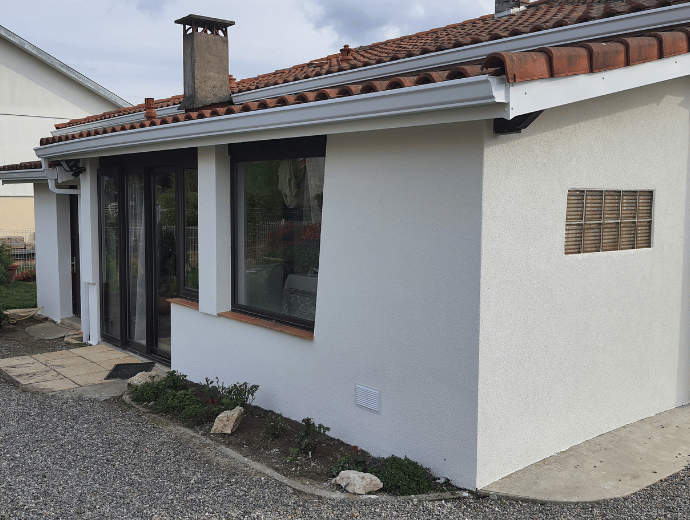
[[495, 0, 527, 18], [174, 14, 235, 110]]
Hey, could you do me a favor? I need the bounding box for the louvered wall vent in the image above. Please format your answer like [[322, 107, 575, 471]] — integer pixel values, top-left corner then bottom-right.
[[355, 384, 381, 413]]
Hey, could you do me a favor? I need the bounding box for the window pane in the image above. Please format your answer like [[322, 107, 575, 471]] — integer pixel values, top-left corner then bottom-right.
[[235, 158, 324, 326], [184, 168, 199, 290], [100, 174, 120, 339]]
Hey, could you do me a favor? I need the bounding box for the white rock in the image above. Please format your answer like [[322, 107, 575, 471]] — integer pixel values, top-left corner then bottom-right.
[[211, 406, 245, 434], [127, 371, 164, 387], [332, 470, 383, 495]]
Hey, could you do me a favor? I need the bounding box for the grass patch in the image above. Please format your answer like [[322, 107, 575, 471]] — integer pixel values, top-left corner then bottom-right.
[[0, 281, 37, 310]]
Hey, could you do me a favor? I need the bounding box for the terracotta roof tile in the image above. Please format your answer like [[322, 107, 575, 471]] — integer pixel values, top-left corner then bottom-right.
[[38, 2, 690, 147], [0, 161, 42, 172]]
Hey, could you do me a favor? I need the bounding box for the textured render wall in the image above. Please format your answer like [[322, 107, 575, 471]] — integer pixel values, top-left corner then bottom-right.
[[0, 36, 120, 196], [34, 184, 72, 321], [0, 197, 33, 229], [476, 77, 690, 488], [172, 122, 484, 488]]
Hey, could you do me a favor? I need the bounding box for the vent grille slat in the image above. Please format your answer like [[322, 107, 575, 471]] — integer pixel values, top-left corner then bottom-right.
[[565, 189, 652, 255], [355, 384, 380, 413]]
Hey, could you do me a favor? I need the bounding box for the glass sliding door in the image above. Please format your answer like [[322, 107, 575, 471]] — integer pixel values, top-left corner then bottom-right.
[[127, 174, 147, 347], [99, 173, 121, 339], [98, 150, 198, 362], [154, 170, 177, 356]]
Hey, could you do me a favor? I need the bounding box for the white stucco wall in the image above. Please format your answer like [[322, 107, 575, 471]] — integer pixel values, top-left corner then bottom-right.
[[34, 183, 72, 321], [0, 35, 122, 320], [173, 122, 484, 488], [476, 77, 690, 487], [0, 36, 121, 196]]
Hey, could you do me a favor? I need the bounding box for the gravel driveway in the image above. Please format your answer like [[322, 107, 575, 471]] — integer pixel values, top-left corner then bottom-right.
[[1, 377, 689, 519]]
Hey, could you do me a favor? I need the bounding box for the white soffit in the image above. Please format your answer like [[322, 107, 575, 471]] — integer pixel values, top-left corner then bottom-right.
[[34, 75, 509, 160], [232, 3, 690, 104], [507, 53, 690, 119], [0, 169, 48, 184]]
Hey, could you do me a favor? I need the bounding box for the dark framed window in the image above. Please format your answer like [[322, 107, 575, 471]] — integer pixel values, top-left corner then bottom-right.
[[230, 137, 326, 330]]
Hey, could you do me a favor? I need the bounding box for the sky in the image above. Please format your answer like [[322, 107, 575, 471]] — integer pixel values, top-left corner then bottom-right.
[[2, 0, 493, 106]]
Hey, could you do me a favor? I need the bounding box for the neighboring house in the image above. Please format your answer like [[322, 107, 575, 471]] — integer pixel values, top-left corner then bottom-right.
[[0, 24, 129, 303], [3, 0, 690, 490]]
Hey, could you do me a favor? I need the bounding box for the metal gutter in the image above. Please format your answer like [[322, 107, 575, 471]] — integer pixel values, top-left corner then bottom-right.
[[35, 75, 509, 160], [0, 24, 131, 108], [232, 3, 690, 104]]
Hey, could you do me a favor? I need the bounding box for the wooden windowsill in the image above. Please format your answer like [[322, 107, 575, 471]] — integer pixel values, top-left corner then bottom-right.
[[168, 298, 199, 310], [169, 299, 313, 340], [218, 311, 314, 340]]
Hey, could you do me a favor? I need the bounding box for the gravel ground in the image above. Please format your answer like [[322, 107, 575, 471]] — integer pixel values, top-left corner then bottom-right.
[[1, 371, 690, 518]]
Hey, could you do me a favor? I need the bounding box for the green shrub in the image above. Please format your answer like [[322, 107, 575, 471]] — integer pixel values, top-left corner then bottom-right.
[[220, 382, 259, 410], [154, 388, 198, 415], [296, 417, 330, 455], [180, 402, 222, 427], [0, 245, 13, 286], [263, 413, 287, 439], [369, 456, 431, 496], [130, 370, 189, 403], [329, 453, 366, 477], [131, 372, 259, 429]]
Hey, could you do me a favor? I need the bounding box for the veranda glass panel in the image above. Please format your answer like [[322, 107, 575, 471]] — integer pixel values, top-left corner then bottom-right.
[[155, 171, 176, 355], [184, 168, 199, 291], [235, 158, 324, 326], [100, 174, 120, 339], [127, 174, 147, 344]]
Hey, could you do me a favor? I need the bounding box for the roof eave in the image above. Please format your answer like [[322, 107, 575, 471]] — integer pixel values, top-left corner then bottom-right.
[[35, 75, 510, 160], [507, 52, 690, 118], [0, 169, 49, 184]]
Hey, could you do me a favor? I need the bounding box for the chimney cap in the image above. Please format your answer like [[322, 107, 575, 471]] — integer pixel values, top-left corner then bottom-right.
[[175, 14, 235, 36]]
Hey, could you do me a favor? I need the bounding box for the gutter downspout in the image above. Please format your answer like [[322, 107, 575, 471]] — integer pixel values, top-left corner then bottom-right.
[[41, 159, 80, 194]]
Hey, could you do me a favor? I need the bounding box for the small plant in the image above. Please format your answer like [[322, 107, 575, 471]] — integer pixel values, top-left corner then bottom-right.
[[287, 447, 300, 462], [263, 413, 287, 439], [221, 382, 259, 410], [130, 370, 188, 403], [296, 417, 330, 456], [203, 377, 229, 404], [16, 269, 36, 282], [368, 456, 431, 496], [0, 245, 13, 286], [329, 446, 366, 476]]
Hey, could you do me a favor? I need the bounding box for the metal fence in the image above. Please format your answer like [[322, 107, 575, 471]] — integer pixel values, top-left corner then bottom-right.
[[246, 221, 313, 265], [0, 229, 36, 273]]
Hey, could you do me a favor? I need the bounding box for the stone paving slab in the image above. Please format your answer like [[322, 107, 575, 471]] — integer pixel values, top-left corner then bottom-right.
[[26, 378, 80, 392], [0, 355, 35, 368], [33, 350, 80, 362], [0, 344, 162, 394], [3, 361, 52, 375], [95, 356, 143, 370], [70, 371, 112, 386], [25, 322, 70, 340], [12, 369, 63, 385], [53, 362, 105, 378]]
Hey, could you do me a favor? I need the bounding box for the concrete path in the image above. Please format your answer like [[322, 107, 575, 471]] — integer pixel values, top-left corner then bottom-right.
[[481, 405, 690, 502], [0, 344, 162, 393]]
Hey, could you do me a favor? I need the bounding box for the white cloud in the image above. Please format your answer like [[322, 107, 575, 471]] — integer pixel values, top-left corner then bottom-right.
[[410, 4, 425, 19], [0, 0, 491, 105]]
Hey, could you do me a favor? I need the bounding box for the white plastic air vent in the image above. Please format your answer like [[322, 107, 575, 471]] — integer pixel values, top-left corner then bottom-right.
[[355, 384, 380, 413]]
